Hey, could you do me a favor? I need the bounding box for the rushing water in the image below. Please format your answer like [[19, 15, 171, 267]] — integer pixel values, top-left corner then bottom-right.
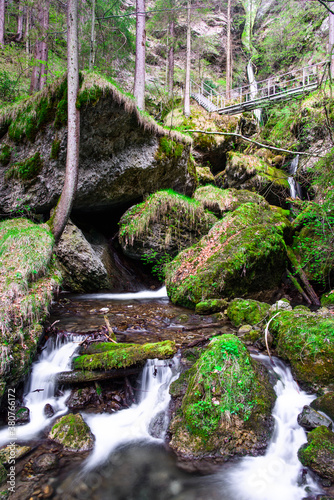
[[74, 286, 168, 301], [247, 60, 262, 123], [288, 155, 302, 199]]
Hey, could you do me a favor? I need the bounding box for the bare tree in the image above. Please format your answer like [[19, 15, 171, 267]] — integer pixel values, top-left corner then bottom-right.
[[183, 0, 191, 117], [226, 0, 232, 97], [134, 0, 146, 110], [89, 0, 96, 70], [0, 0, 5, 46], [51, 0, 80, 243], [168, 19, 174, 96]]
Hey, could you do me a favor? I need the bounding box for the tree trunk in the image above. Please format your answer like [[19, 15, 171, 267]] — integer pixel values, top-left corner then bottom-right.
[[30, 41, 42, 94], [134, 0, 146, 110], [16, 0, 24, 42], [330, 10, 334, 77], [39, 0, 50, 89], [168, 19, 174, 96], [0, 0, 5, 46], [89, 0, 96, 70], [51, 0, 80, 244], [25, 7, 30, 58], [183, 0, 191, 117], [226, 0, 231, 98]]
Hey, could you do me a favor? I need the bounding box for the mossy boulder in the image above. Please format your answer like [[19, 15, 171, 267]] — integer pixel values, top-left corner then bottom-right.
[[49, 413, 94, 452], [227, 298, 271, 327], [196, 166, 215, 185], [270, 310, 334, 388], [73, 340, 176, 371], [168, 335, 275, 464], [195, 299, 228, 315], [225, 152, 290, 207], [118, 189, 217, 269], [298, 426, 334, 481], [56, 220, 112, 292], [311, 392, 334, 421], [165, 203, 290, 308], [321, 291, 334, 306], [194, 186, 268, 218]]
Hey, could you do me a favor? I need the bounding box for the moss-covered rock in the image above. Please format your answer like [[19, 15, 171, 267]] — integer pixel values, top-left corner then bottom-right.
[[195, 299, 228, 315], [49, 413, 94, 452], [321, 291, 334, 306], [225, 151, 290, 207], [73, 340, 176, 371], [270, 310, 334, 388], [168, 335, 275, 463], [0, 445, 31, 464], [311, 392, 334, 421], [194, 186, 268, 217], [165, 203, 290, 308], [298, 426, 334, 481], [227, 298, 271, 327], [119, 189, 217, 274], [0, 464, 6, 485], [196, 166, 215, 185]]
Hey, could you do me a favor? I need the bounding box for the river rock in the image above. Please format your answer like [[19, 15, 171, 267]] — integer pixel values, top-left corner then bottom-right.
[[118, 190, 217, 266], [225, 151, 290, 206], [166, 202, 290, 308], [44, 403, 55, 418], [56, 220, 111, 292], [66, 387, 98, 409], [49, 413, 94, 452], [311, 393, 334, 422], [194, 185, 268, 217], [195, 298, 228, 314], [15, 406, 30, 425], [33, 453, 59, 473], [0, 445, 31, 464], [0, 464, 6, 485], [297, 405, 333, 431], [168, 335, 275, 465], [0, 74, 195, 216], [269, 310, 334, 389], [227, 298, 271, 327], [298, 426, 334, 482]]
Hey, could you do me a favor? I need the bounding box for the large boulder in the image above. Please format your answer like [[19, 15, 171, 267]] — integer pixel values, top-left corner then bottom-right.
[[165, 202, 290, 308], [168, 335, 275, 465], [311, 392, 334, 421], [227, 298, 271, 327], [194, 186, 268, 217], [298, 426, 334, 482], [225, 152, 290, 206], [118, 189, 217, 270], [0, 74, 195, 216], [270, 309, 334, 389], [49, 413, 94, 452]]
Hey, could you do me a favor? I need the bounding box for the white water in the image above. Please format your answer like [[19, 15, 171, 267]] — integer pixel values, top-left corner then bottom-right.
[[247, 60, 262, 122], [288, 155, 302, 199], [83, 355, 180, 470], [0, 336, 82, 446], [74, 286, 168, 301], [220, 355, 321, 500]]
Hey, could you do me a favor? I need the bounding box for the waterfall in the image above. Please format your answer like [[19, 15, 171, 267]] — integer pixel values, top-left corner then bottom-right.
[[0, 336, 83, 446], [288, 155, 302, 199], [83, 355, 180, 470], [247, 60, 261, 122], [216, 355, 322, 500], [74, 286, 168, 301]]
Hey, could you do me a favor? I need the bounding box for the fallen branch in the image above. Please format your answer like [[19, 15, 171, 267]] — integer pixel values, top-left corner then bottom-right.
[[104, 315, 117, 343], [286, 247, 321, 306], [264, 312, 280, 360], [286, 269, 312, 305], [185, 130, 325, 157]]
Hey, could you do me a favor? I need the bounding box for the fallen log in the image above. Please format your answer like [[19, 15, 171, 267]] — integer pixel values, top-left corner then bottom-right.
[[56, 367, 142, 385]]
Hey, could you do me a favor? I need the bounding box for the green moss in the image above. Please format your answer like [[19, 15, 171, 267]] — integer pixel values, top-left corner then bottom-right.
[[0, 144, 11, 165], [321, 291, 334, 306], [50, 139, 61, 160], [5, 151, 43, 181], [195, 299, 228, 315], [76, 84, 103, 109], [156, 137, 185, 161], [73, 340, 176, 371], [311, 392, 334, 421], [49, 413, 94, 451], [298, 426, 334, 481], [227, 298, 271, 327]]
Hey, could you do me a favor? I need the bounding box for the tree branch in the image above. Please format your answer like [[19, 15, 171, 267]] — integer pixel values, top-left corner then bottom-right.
[[185, 130, 325, 157]]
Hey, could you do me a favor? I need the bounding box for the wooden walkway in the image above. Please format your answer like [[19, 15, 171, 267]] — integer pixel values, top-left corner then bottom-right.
[[190, 62, 327, 115]]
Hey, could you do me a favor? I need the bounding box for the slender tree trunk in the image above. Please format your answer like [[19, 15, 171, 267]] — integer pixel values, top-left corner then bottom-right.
[[89, 0, 96, 70], [51, 0, 80, 243], [168, 19, 174, 96], [26, 7, 30, 56], [16, 0, 24, 41], [30, 42, 42, 93], [39, 0, 50, 89], [0, 0, 5, 46], [226, 0, 231, 98], [329, 10, 334, 77], [134, 0, 146, 110], [183, 0, 191, 117]]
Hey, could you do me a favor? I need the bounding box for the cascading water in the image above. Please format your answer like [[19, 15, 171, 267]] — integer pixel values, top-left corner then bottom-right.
[[0, 335, 83, 446], [83, 354, 180, 470], [288, 155, 302, 199], [75, 286, 168, 301], [247, 60, 261, 122], [215, 354, 322, 500]]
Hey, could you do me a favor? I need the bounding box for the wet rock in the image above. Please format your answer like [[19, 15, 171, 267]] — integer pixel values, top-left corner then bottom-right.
[[49, 413, 94, 452], [298, 426, 334, 482], [33, 453, 59, 473], [297, 405, 333, 431], [311, 393, 334, 421], [15, 406, 30, 425], [57, 367, 142, 384], [66, 387, 97, 409], [195, 299, 228, 315], [166, 203, 290, 308], [168, 335, 275, 464], [0, 464, 6, 485], [269, 299, 292, 314], [0, 445, 31, 464], [44, 403, 55, 418], [227, 298, 271, 327]]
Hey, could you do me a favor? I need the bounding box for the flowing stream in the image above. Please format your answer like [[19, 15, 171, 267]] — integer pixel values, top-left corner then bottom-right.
[[246, 60, 261, 122], [288, 154, 302, 199]]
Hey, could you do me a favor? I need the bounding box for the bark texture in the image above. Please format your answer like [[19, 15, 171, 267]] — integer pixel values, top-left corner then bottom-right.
[[0, 0, 5, 46], [134, 0, 146, 110], [183, 0, 191, 117], [168, 20, 174, 96]]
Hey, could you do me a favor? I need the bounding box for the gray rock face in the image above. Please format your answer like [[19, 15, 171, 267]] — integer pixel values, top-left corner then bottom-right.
[[0, 89, 194, 215], [297, 405, 333, 431]]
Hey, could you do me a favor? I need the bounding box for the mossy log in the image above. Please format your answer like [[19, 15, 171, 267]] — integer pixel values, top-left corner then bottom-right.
[[56, 367, 142, 384]]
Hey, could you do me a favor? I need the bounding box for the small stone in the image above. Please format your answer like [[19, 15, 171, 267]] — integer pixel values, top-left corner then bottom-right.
[[269, 299, 292, 314], [99, 307, 109, 313], [33, 453, 59, 473], [238, 325, 252, 335], [42, 485, 53, 498], [43, 404, 55, 418], [0, 445, 31, 464], [15, 406, 30, 424]]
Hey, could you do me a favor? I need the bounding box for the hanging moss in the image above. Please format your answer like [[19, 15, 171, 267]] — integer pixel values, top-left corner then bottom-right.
[[156, 137, 184, 161], [0, 144, 11, 165], [5, 151, 43, 181], [76, 85, 103, 109]]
